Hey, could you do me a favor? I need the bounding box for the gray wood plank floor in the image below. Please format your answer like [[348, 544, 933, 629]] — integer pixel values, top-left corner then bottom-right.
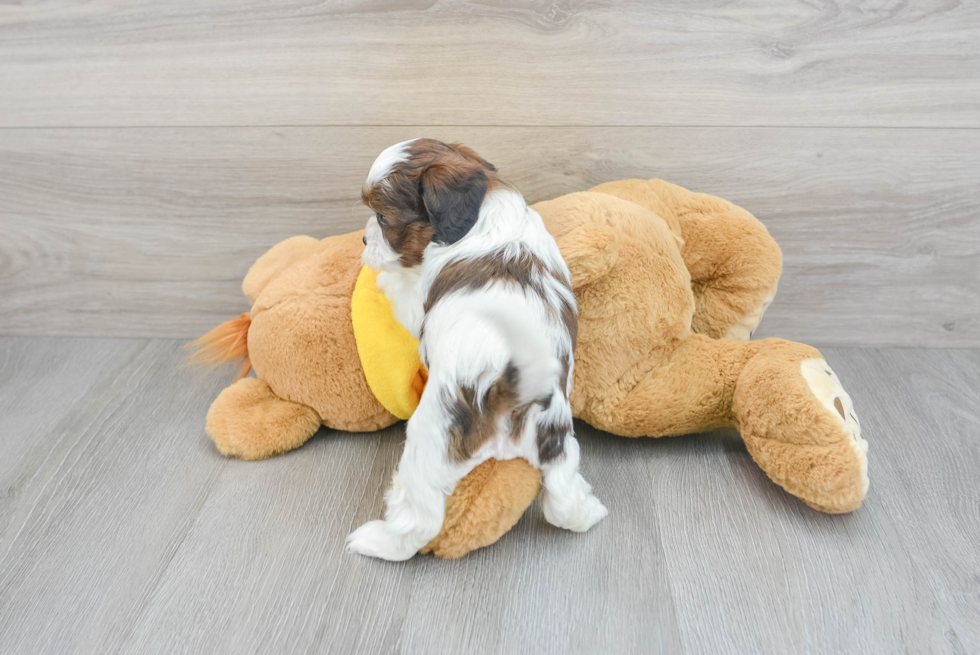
[[0, 338, 977, 654]]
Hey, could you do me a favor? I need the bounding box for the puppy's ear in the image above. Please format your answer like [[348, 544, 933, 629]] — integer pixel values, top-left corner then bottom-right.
[[420, 158, 488, 245], [449, 143, 497, 172]]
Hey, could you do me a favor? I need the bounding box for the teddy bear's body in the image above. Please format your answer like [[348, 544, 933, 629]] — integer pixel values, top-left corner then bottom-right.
[[199, 179, 868, 559]]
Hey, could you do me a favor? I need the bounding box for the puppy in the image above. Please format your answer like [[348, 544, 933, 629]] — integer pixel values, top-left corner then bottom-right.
[[347, 139, 607, 560]]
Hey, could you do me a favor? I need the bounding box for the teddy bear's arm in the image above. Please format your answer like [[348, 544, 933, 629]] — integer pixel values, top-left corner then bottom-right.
[[555, 223, 619, 289], [651, 179, 782, 340], [242, 235, 328, 305]]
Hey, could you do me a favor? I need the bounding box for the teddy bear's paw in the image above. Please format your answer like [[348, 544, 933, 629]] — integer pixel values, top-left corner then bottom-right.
[[800, 358, 870, 499], [724, 283, 778, 341], [346, 520, 421, 561], [206, 377, 321, 460]]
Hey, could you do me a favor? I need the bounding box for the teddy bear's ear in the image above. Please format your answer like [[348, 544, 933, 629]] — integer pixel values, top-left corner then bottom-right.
[[556, 223, 619, 289]]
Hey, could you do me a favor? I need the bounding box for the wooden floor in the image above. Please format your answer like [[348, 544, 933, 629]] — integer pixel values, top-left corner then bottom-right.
[[0, 337, 977, 654]]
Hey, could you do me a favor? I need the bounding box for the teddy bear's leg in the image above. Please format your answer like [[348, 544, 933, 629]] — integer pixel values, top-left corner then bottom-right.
[[650, 179, 783, 341], [206, 377, 322, 460], [732, 341, 869, 513], [590, 178, 782, 340], [646, 180, 783, 340], [581, 335, 868, 513], [580, 335, 768, 438]]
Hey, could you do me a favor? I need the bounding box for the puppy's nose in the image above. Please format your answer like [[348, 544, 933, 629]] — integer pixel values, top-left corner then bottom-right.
[[362, 235, 367, 245]]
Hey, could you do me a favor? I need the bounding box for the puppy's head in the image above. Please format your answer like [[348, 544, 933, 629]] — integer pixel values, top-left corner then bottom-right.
[[361, 139, 497, 271]]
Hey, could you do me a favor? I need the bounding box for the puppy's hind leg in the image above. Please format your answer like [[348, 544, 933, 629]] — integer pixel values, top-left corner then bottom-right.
[[540, 433, 608, 532], [347, 397, 457, 561]]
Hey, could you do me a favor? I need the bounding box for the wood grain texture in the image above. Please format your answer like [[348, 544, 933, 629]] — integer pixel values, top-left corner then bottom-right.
[[0, 338, 230, 654], [0, 1, 978, 128], [1, 126, 977, 346], [0, 339, 977, 653]]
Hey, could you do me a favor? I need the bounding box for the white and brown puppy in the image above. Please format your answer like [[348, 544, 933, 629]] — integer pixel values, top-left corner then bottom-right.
[[347, 139, 607, 561]]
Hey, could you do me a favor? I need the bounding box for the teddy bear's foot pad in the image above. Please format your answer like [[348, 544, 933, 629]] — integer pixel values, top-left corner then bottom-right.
[[734, 344, 871, 514], [800, 358, 870, 502]]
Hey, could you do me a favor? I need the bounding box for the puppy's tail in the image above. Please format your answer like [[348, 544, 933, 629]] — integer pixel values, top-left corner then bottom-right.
[[185, 312, 252, 380], [471, 303, 563, 405]]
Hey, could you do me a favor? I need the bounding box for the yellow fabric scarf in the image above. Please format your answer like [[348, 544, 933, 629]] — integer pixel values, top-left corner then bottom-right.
[[351, 267, 427, 420]]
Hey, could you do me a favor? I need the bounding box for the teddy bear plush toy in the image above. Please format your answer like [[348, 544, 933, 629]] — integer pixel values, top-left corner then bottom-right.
[[192, 178, 869, 559]]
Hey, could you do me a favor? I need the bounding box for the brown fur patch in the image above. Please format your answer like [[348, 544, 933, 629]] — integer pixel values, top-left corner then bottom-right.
[[559, 353, 571, 397], [558, 291, 578, 353], [509, 404, 531, 443], [446, 364, 521, 463], [449, 143, 497, 172], [425, 250, 579, 358], [425, 250, 548, 312], [536, 418, 570, 463], [397, 221, 435, 267]]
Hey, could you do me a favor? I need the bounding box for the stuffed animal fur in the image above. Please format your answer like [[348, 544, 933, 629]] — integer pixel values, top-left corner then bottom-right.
[[192, 178, 869, 559]]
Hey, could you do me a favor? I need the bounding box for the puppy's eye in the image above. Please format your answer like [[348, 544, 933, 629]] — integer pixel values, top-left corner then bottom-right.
[[376, 213, 388, 227]]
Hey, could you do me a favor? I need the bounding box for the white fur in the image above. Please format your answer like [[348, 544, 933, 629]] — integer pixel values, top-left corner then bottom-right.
[[363, 216, 426, 337], [445, 297, 562, 405], [376, 268, 425, 339], [539, 435, 608, 531], [348, 180, 606, 561], [365, 139, 416, 187], [362, 216, 401, 271]]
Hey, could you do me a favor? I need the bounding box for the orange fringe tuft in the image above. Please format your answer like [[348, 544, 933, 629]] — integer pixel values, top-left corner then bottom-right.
[[185, 312, 252, 379]]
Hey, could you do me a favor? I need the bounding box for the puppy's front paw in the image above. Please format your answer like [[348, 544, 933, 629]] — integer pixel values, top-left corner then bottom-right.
[[346, 520, 418, 561]]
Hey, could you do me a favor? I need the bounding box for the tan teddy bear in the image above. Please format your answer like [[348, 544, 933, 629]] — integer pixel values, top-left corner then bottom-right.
[[193, 178, 868, 559]]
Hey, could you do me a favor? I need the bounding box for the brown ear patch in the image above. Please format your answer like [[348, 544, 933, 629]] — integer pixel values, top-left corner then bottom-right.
[[419, 156, 489, 245], [448, 142, 498, 172]]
